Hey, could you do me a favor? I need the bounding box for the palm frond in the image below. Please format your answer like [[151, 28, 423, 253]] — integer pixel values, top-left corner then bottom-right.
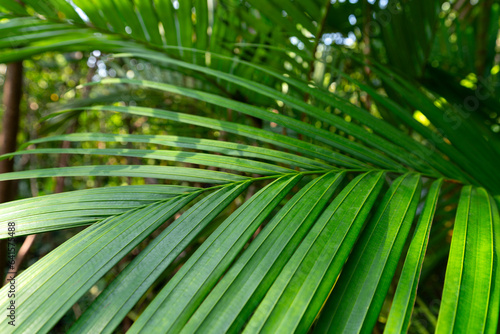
[[0, 1, 498, 333]]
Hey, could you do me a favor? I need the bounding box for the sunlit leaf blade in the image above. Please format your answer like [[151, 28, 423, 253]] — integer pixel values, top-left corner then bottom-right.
[[194, 0, 208, 55], [71, 0, 108, 30], [57, 105, 356, 168], [3, 147, 294, 175], [92, 78, 404, 171], [486, 196, 500, 334], [128, 174, 302, 333], [113, 51, 442, 176], [0, 185, 196, 238], [315, 173, 422, 333], [94, 0, 126, 34], [21, 132, 331, 170], [436, 186, 495, 333], [0, 34, 114, 63], [152, 0, 177, 48], [0, 165, 248, 184], [108, 0, 145, 41], [0, 192, 199, 334], [68, 182, 250, 334], [0, 28, 92, 49], [182, 171, 345, 334], [134, 0, 162, 45], [384, 179, 442, 333], [242, 171, 385, 333]]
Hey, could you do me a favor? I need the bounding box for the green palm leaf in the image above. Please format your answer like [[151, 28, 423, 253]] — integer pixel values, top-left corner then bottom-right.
[[0, 193, 198, 333], [384, 179, 442, 333], [436, 186, 499, 333], [315, 173, 422, 333], [68, 182, 249, 334], [0, 185, 196, 237], [0, 1, 498, 333], [184, 171, 346, 333], [128, 175, 301, 333]]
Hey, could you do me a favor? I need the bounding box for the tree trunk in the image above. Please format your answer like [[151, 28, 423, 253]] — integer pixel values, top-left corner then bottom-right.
[[0, 61, 23, 281]]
